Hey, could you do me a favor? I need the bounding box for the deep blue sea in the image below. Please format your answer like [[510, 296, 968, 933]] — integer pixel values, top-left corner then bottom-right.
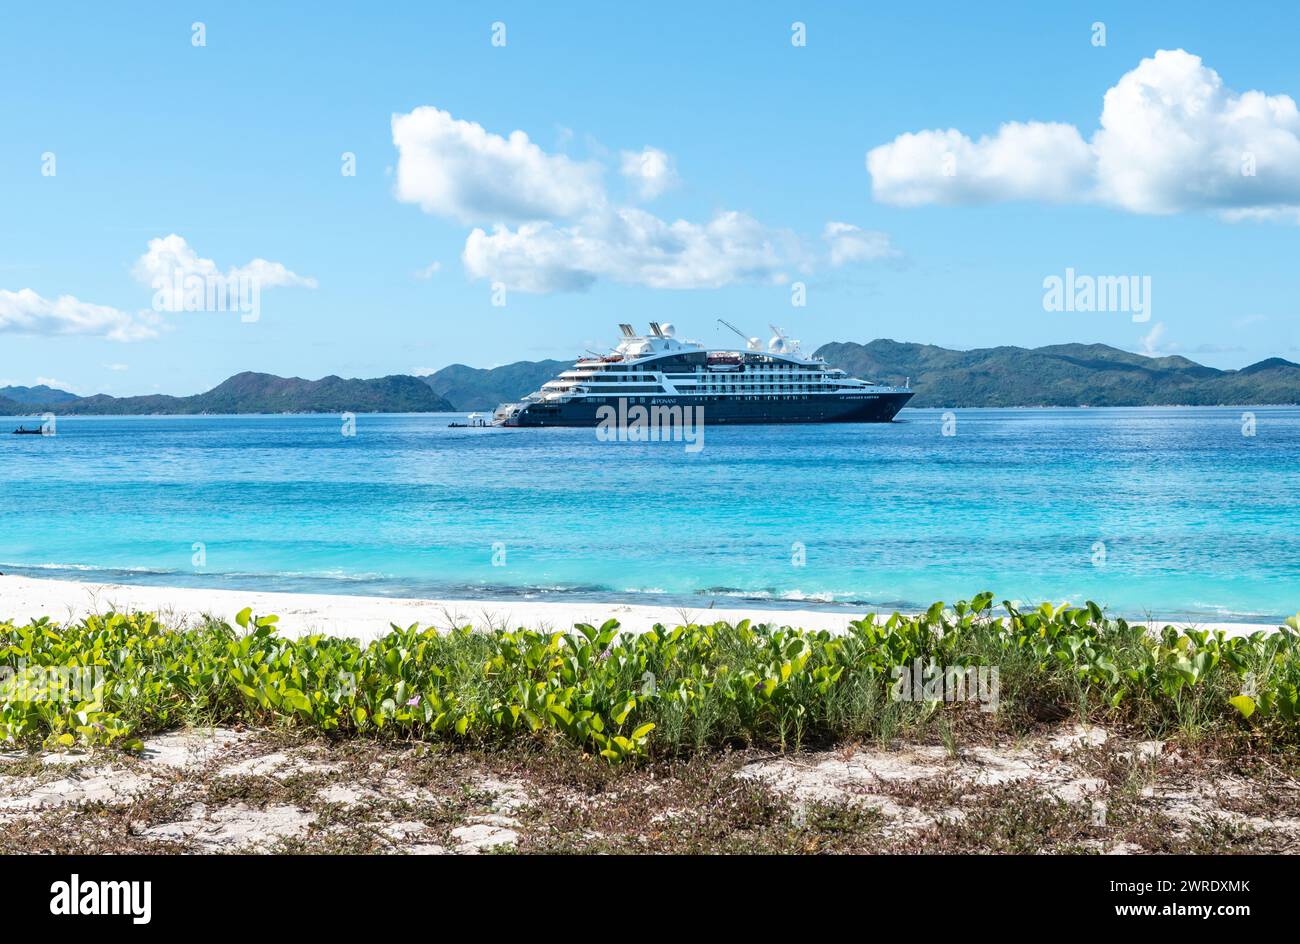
[[1, 408, 1297, 623]]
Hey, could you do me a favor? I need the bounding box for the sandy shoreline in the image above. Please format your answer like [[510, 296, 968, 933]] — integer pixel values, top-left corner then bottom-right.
[[0, 574, 1284, 640]]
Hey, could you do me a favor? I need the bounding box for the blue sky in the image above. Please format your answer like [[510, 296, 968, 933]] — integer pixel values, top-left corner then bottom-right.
[[2, 1, 1298, 396]]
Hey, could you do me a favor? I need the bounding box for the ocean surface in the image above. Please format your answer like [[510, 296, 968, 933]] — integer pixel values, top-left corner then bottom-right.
[[1, 408, 1297, 624]]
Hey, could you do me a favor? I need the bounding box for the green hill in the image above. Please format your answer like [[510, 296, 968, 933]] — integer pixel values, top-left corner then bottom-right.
[[420, 359, 571, 411], [0, 384, 82, 406], [814, 340, 1300, 407], [6, 373, 453, 415]]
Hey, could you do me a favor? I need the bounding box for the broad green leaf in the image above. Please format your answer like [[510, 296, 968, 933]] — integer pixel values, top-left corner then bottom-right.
[[1229, 695, 1256, 719]]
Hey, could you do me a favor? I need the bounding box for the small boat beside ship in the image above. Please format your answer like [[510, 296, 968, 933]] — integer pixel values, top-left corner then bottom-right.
[[493, 321, 913, 427], [448, 412, 490, 428]]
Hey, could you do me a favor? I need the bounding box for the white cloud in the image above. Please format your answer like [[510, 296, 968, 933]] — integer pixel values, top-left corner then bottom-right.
[[392, 106, 605, 223], [867, 50, 1300, 221], [823, 222, 902, 265], [231, 257, 318, 289], [620, 146, 678, 200], [463, 209, 795, 293], [414, 261, 442, 279], [1219, 206, 1300, 223], [132, 234, 317, 292], [1140, 322, 1167, 356], [397, 106, 894, 292], [868, 123, 1092, 207], [1094, 51, 1300, 215], [104, 363, 129, 371], [0, 288, 159, 341]]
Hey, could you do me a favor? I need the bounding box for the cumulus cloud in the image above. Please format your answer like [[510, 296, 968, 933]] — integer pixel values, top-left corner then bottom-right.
[[823, 222, 902, 265], [0, 288, 159, 341], [132, 234, 317, 292], [867, 49, 1300, 221], [620, 146, 678, 200], [392, 106, 605, 223], [396, 106, 897, 292], [463, 209, 795, 293], [1093, 51, 1300, 215], [868, 123, 1092, 207]]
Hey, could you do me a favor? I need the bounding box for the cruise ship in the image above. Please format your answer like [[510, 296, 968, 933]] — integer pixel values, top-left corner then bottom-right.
[[493, 321, 913, 427]]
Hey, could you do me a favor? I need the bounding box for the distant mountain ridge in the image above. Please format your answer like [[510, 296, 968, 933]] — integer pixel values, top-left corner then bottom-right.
[[419, 359, 571, 412], [2, 372, 452, 416], [814, 340, 1300, 407], [0, 384, 81, 406], [5, 342, 1300, 415]]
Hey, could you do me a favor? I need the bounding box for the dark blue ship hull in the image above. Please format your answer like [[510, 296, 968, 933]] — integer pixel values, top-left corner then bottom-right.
[[504, 391, 913, 426]]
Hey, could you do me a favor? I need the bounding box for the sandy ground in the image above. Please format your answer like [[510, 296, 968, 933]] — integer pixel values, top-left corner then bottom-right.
[[0, 574, 1283, 640], [3, 723, 1296, 853]]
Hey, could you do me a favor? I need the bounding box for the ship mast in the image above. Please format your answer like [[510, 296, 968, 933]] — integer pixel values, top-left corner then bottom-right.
[[717, 318, 749, 344]]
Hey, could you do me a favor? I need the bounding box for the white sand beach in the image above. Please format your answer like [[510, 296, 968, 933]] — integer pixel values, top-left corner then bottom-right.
[[0, 574, 1283, 641]]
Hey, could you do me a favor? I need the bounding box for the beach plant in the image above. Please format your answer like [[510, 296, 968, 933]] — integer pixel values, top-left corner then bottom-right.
[[0, 596, 1297, 760]]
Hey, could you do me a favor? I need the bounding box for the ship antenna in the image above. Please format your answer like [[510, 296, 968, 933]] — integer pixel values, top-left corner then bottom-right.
[[716, 318, 750, 343]]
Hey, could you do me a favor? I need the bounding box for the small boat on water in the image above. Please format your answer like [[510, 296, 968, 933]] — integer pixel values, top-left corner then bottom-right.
[[448, 412, 491, 428], [11, 426, 45, 435]]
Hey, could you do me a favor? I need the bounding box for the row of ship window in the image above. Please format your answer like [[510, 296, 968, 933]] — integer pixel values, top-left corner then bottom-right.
[[573, 385, 840, 394], [580, 395, 816, 403], [569, 374, 837, 383]]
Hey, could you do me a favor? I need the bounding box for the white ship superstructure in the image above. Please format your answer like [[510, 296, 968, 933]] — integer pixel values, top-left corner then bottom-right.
[[494, 321, 912, 426]]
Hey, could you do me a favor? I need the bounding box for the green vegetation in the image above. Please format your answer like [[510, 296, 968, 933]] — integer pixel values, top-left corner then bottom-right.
[[2, 372, 453, 416], [1, 594, 1297, 758], [816, 339, 1300, 407]]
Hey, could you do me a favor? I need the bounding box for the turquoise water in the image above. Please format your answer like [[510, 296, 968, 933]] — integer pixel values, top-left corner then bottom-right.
[[1, 408, 1296, 623]]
